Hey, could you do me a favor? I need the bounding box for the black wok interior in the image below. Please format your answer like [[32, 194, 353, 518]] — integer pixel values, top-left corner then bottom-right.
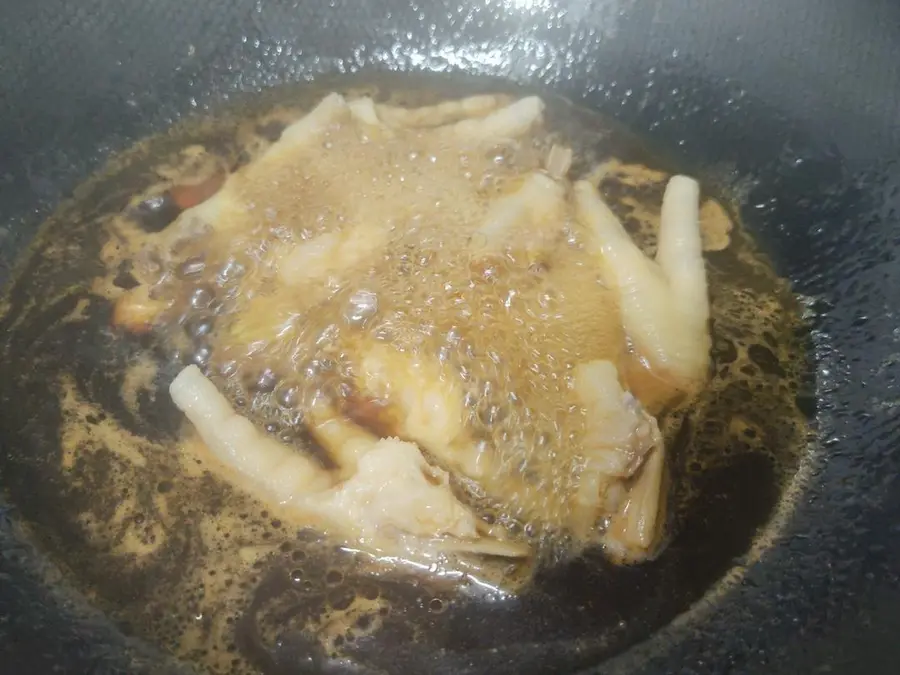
[[2, 1, 900, 674]]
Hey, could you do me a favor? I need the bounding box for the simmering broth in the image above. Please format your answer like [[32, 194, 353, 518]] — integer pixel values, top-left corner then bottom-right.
[[0, 75, 811, 675]]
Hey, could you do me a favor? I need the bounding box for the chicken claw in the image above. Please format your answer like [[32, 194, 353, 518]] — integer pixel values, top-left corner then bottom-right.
[[574, 177, 711, 390], [451, 96, 545, 142]]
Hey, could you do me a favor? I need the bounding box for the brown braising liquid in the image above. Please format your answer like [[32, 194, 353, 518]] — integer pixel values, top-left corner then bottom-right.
[[0, 75, 812, 675]]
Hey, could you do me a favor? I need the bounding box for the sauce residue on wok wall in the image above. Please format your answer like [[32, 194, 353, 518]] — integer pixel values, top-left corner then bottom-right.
[[0, 75, 813, 675]]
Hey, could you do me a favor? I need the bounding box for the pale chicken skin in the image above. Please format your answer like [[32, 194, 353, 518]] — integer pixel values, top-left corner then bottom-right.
[[111, 92, 712, 570], [170, 365, 525, 560]]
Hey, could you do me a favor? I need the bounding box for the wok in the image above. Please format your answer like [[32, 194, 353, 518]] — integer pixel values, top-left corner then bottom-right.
[[1, 0, 899, 673]]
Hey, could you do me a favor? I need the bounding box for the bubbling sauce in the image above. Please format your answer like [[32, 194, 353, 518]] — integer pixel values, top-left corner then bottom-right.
[[0, 76, 811, 675]]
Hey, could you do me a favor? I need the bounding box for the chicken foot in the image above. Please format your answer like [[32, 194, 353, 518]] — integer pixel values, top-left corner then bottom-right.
[[574, 176, 711, 392]]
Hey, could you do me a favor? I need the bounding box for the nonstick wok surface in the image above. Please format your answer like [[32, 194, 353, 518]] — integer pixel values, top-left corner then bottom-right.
[[1, 1, 900, 674]]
